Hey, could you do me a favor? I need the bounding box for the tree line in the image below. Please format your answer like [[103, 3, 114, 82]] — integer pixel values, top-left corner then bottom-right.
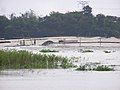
[[0, 6, 120, 39]]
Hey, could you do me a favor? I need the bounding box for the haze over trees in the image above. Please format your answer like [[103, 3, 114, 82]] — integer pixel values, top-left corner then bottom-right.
[[0, 6, 120, 39]]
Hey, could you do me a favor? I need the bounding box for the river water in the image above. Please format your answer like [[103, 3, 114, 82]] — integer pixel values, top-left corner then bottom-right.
[[0, 69, 120, 90], [0, 45, 120, 90]]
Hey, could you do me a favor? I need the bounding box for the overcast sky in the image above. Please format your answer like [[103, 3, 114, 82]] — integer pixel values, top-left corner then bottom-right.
[[0, 0, 120, 17]]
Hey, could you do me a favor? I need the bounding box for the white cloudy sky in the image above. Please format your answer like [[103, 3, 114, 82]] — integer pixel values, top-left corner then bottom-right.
[[0, 0, 120, 17]]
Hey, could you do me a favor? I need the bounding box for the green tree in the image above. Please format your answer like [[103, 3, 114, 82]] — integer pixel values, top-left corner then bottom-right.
[[0, 16, 9, 38]]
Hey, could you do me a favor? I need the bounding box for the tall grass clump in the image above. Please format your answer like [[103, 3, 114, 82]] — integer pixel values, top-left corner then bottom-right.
[[0, 50, 73, 70]]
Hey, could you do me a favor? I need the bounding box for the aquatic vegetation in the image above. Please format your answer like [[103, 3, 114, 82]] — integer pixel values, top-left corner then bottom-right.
[[76, 64, 114, 71], [104, 50, 111, 53], [40, 49, 58, 53], [76, 65, 87, 71], [0, 50, 73, 70], [82, 49, 93, 53], [93, 65, 114, 71]]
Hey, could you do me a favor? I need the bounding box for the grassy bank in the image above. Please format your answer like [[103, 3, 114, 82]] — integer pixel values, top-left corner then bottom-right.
[[0, 50, 73, 70]]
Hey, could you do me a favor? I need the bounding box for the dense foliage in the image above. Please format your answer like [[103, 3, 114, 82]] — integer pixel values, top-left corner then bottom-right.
[[0, 6, 120, 39]]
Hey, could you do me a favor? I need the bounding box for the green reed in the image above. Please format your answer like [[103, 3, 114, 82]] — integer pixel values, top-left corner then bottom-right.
[[0, 50, 73, 70]]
